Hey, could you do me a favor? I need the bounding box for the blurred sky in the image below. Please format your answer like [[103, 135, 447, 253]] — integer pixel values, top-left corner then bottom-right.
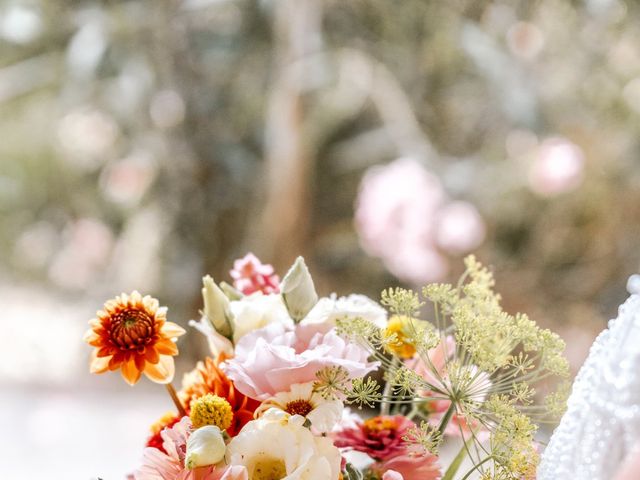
[[2, 0, 640, 478]]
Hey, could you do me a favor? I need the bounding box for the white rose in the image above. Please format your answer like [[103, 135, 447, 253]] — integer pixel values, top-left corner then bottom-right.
[[230, 293, 292, 343], [226, 409, 341, 480]]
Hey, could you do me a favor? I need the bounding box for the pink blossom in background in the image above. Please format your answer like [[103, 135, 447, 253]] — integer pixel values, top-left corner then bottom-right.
[[385, 244, 449, 286], [355, 157, 485, 284], [48, 218, 114, 289], [229, 253, 280, 295], [222, 322, 378, 400], [434, 201, 486, 255], [528, 137, 585, 196]]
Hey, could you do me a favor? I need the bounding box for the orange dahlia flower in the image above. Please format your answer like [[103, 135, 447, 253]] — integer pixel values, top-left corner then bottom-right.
[[84, 291, 185, 385], [179, 354, 259, 436]]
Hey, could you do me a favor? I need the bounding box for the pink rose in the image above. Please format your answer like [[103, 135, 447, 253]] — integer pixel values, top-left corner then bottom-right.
[[222, 322, 378, 400]]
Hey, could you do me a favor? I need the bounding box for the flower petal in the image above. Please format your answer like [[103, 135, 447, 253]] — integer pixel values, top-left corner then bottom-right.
[[134, 353, 146, 372], [145, 347, 160, 364], [90, 350, 111, 374], [155, 339, 179, 356], [144, 355, 175, 384], [162, 321, 186, 338], [121, 358, 142, 385]]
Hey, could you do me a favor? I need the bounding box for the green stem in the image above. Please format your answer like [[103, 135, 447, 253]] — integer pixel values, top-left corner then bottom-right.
[[437, 401, 456, 436], [442, 438, 473, 480], [459, 455, 494, 480], [381, 357, 399, 415], [406, 404, 420, 421]]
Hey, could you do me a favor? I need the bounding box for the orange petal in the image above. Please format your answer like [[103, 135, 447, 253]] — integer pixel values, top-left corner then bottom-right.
[[155, 339, 178, 356], [108, 352, 126, 371], [161, 322, 186, 338], [121, 359, 142, 385], [90, 350, 111, 374], [134, 353, 146, 372], [144, 355, 175, 384], [97, 346, 117, 357], [145, 347, 160, 364]]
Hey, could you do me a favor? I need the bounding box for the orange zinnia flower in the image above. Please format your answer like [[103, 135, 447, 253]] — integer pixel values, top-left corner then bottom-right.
[[84, 291, 185, 385], [179, 354, 259, 436]]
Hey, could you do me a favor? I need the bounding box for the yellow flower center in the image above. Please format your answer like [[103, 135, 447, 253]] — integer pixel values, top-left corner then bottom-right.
[[190, 393, 233, 430], [363, 416, 398, 433], [284, 399, 314, 417], [150, 411, 178, 434], [383, 315, 418, 359], [251, 457, 287, 480]]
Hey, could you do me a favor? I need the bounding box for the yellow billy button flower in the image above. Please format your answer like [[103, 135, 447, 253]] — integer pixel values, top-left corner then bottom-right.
[[190, 393, 233, 430], [383, 315, 419, 359]]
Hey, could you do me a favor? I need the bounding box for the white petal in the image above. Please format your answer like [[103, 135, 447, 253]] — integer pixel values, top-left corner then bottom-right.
[[307, 400, 343, 433]]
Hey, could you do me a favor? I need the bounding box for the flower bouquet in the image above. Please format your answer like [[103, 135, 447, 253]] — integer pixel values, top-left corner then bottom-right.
[[85, 253, 569, 480]]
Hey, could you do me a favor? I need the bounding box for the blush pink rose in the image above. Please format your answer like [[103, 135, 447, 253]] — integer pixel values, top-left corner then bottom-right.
[[222, 322, 378, 400]]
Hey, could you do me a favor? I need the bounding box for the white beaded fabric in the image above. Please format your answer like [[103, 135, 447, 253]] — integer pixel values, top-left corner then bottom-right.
[[538, 285, 640, 479]]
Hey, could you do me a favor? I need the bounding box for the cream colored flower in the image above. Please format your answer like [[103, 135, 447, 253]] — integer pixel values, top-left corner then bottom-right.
[[226, 408, 341, 480], [254, 382, 343, 433], [185, 425, 226, 469], [190, 291, 292, 357], [302, 293, 388, 328], [229, 292, 292, 342]]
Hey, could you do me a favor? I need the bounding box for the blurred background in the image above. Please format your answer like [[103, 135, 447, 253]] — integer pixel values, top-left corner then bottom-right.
[[2, 0, 640, 477]]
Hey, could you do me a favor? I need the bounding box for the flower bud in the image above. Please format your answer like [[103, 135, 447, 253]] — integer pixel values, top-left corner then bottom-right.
[[185, 425, 226, 469], [202, 275, 234, 339], [280, 256, 318, 323], [219, 281, 243, 301]]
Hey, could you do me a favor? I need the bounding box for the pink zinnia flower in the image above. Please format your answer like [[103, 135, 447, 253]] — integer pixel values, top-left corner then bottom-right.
[[134, 417, 247, 480], [222, 322, 378, 400], [333, 415, 416, 461], [229, 253, 280, 295]]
